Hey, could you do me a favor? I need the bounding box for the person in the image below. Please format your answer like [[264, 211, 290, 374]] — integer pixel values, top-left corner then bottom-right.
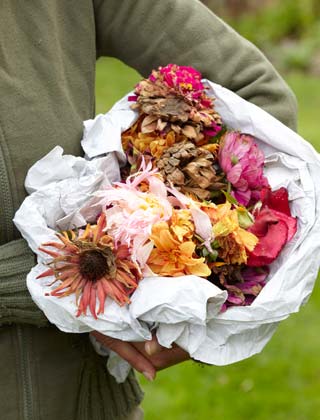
[[0, 1, 297, 419]]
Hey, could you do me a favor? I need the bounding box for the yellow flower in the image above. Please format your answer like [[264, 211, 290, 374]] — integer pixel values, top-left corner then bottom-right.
[[147, 217, 211, 277], [211, 204, 258, 265], [170, 209, 194, 242]]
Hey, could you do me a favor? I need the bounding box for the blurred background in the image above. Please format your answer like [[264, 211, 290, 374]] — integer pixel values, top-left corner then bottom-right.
[[95, 1, 320, 418]]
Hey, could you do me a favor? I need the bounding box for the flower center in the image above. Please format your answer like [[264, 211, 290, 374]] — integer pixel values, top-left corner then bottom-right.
[[231, 155, 239, 165], [79, 249, 115, 282]]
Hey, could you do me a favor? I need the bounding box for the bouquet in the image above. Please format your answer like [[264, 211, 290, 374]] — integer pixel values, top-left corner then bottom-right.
[[14, 64, 320, 382]]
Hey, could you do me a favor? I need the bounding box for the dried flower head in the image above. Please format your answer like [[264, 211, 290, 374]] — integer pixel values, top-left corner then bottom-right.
[[129, 64, 222, 145], [156, 141, 225, 201], [37, 213, 141, 318]]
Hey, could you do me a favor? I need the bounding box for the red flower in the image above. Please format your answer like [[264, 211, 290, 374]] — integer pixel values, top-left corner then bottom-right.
[[247, 187, 297, 266]]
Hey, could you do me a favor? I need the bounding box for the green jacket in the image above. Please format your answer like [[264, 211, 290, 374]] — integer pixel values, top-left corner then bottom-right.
[[0, 1, 297, 419]]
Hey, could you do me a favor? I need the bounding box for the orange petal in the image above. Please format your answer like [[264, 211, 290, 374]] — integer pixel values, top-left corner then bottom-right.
[[36, 268, 55, 279], [38, 247, 61, 258], [50, 276, 75, 296], [96, 281, 106, 315], [41, 241, 65, 249], [89, 285, 98, 319], [115, 270, 138, 288], [93, 213, 106, 244], [187, 262, 211, 277], [77, 282, 91, 316]]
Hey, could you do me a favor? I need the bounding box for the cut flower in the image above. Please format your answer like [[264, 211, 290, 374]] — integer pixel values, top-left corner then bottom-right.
[[247, 187, 297, 266], [129, 64, 222, 145], [203, 201, 258, 265], [211, 265, 269, 309], [147, 210, 211, 277], [219, 131, 269, 206], [37, 214, 141, 318]]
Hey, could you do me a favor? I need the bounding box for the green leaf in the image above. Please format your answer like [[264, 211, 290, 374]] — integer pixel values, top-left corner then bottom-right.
[[222, 190, 239, 205]]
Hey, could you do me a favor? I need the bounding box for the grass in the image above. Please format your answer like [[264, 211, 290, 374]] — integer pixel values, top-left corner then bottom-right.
[[96, 57, 320, 420], [286, 73, 320, 148]]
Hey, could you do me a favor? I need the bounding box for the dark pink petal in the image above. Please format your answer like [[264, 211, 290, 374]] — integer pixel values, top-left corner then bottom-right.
[[249, 208, 279, 237], [271, 209, 297, 241], [242, 266, 269, 283], [128, 95, 138, 102], [227, 293, 245, 305], [247, 220, 288, 266], [233, 189, 251, 206], [244, 296, 256, 305], [261, 187, 291, 216], [227, 163, 243, 184]]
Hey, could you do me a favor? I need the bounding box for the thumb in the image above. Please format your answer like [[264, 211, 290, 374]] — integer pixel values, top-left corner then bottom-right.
[[144, 334, 163, 356], [91, 331, 156, 381]]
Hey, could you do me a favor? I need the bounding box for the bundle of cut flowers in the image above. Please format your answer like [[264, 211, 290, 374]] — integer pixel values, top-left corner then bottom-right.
[[14, 64, 320, 382]]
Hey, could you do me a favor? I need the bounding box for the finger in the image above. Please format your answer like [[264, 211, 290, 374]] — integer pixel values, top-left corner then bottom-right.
[[133, 341, 190, 371], [149, 345, 190, 371], [91, 331, 156, 381]]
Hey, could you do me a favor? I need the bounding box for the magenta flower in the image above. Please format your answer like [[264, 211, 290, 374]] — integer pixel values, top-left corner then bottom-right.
[[146, 64, 213, 108], [159, 64, 204, 99], [220, 266, 269, 311], [218, 132, 269, 206]]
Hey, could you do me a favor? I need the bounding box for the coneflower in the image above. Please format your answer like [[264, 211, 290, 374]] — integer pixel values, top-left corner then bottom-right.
[[37, 213, 141, 319]]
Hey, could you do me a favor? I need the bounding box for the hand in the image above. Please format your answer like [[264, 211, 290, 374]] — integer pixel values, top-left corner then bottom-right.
[[90, 331, 190, 381]]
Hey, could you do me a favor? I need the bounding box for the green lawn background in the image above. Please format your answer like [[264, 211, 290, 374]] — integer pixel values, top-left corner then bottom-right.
[[96, 57, 320, 420]]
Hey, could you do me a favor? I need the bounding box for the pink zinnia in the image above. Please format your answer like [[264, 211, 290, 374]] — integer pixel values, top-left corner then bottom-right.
[[147, 64, 213, 108], [218, 132, 269, 206]]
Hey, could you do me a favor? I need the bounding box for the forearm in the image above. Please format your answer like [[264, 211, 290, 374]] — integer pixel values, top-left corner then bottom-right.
[[94, 0, 297, 130], [0, 238, 48, 326]]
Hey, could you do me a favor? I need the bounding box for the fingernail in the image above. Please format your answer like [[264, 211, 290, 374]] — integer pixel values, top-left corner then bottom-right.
[[145, 341, 153, 356], [142, 371, 155, 382], [145, 341, 158, 356]]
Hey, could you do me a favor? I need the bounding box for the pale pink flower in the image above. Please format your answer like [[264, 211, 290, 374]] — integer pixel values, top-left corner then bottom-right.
[[94, 163, 173, 267]]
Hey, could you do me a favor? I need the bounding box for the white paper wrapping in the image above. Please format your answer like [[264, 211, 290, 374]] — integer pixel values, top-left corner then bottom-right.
[[14, 80, 320, 383]]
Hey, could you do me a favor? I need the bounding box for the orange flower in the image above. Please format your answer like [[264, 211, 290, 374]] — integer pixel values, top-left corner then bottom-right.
[[37, 214, 141, 319], [147, 211, 211, 277]]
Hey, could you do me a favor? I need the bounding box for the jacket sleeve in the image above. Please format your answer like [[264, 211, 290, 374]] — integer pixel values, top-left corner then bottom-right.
[[0, 239, 48, 326], [93, 0, 297, 130]]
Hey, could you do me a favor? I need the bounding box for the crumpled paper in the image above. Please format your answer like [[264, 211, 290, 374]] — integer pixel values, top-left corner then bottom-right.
[[14, 80, 320, 383], [13, 141, 227, 380]]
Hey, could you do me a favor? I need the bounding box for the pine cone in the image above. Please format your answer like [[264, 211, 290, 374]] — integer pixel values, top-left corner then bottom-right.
[[156, 141, 226, 200]]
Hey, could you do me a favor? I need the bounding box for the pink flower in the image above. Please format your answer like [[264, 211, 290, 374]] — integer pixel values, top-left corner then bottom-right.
[[159, 64, 204, 95], [220, 266, 269, 310], [218, 132, 269, 206], [147, 64, 213, 108], [247, 187, 297, 266]]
